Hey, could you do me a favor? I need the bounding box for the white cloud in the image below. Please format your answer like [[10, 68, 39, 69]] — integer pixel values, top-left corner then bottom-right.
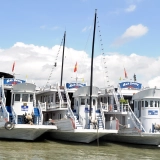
[[125, 5, 136, 12], [148, 77, 160, 88], [122, 24, 148, 38], [112, 24, 148, 46], [1, 43, 160, 89], [82, 26, 92, 32]]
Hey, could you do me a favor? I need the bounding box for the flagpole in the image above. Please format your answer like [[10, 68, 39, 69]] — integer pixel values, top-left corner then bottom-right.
[[60, 31, 66, 86]]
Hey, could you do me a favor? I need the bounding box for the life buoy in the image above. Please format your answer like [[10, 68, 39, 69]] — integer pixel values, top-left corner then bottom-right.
[[4, 122, 14, 130]]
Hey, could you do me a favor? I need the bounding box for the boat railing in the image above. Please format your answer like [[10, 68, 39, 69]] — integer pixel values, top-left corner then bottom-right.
[[117, 84, 124, 99], [57, 83, 62, 108], [47, 103, 67, 109], [127, 103, 146, 132], [38, 102, 46, 111], [0, 77, 9, 121], [78, 114, 84, 129], [101, 103, 108, 111], [64, 85, 71, 106], [111, 88, 120, 108], [64, 85, 76, 127], [37, 100, 44, 124], [100, 102, 105, 129], [11, 106, 17, 124]]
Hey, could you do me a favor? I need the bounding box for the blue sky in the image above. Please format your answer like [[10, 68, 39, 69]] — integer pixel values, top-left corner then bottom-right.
[[0, 0, 159, 57], [1, 0, 160, 88]]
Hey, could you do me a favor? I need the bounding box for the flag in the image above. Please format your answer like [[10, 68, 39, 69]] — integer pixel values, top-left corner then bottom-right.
[[26, 75, 28, 82], [74, 62, 77, 72], [124, 68, 128, 78], [82, 78, 84, 82], [119, 77, 122, 80], [12, 61, 15, 72]]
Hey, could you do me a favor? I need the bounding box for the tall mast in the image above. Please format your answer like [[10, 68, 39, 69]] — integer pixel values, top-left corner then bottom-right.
[[89, 10, 97, 117], [60, 31, 66, 86]]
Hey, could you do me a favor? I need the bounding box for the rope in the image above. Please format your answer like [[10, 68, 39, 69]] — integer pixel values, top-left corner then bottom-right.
[[96, 16, 110, 87], [46, 37, 63, 86]]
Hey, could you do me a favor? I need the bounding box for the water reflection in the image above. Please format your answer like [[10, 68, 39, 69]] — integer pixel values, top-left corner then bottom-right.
[[0, 139, 159, 160]]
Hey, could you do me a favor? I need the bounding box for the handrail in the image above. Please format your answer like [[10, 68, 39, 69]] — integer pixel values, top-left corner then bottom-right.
[[78, 114, 84, 128], [39, 102, 46, 111], [100, 102, 105, 129], [117, 84, 124, 99], [37, 100, 44, 125], [112, 88, 120, 109], [11, 106, 17, 124], [127, 103, 146, 132], [57, 83, 62, 107], [64, 85, 76, 128], [1, 77, 9, 121]]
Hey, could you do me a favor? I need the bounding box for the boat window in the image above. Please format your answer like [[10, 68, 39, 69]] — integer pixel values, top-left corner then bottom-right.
[[87, 99, 90, 105], [48, 96, 50, 103], [93, 99, 96, 105], [138, 101, 141, 108], [158, 101, 160, 107], [43, 96, 45, 103], [134, 101, 137, 108], [30, 94, 33, 102], [12, 94, 14, 105], [15, 94, 20, 101], [51, 94, 53, 102], [104, 97, 107, 103], [155, 101, 157, 107], [41, 96, 43, 102], [22, 94, 28, 102], [81, 99, 85, 105], [142, 101, 144, 107], [101, 97, 103, 103], [77, 101, 78, 106], [145, 101, 148, 107], [98, 98, 100, 105], [138, 101, 141, 110], [150, 101, 153, 107]]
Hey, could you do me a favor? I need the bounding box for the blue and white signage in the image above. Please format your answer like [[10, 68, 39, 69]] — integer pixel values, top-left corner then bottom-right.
[[66, 83, 86, 89], [21, 106, 28, 111], [4, 78, 25, 85], [148, 110, 158, 115], [119, 82, 142, 89]]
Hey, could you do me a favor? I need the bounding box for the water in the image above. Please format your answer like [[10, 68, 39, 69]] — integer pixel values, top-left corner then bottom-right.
[[0, 139, 159, 160]]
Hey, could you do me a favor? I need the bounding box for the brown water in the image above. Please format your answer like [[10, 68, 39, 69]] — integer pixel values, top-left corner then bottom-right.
[[0, 139, 159, 160]]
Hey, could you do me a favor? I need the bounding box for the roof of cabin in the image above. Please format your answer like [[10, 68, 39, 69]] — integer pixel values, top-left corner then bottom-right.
[[0, 72, 14, 78]]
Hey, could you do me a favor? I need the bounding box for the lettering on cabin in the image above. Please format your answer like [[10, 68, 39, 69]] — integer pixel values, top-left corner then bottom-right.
[[4, 78, 25, 85], [21, 105, 28, 111], [119, 82, 142, 89], [66, 83, 86, 89], [148, 110, 158, 115]]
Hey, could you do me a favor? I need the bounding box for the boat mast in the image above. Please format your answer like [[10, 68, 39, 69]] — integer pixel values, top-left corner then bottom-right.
[[89, 10, 97, 117], [60, 31, 66, 86]]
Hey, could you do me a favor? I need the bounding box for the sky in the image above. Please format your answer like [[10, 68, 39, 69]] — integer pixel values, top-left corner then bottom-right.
[[0, 0, 160, 88]]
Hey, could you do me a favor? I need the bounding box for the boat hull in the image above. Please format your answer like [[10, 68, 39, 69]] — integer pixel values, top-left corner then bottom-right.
[[0, 124, 57, 140], [103, 133, 160, 146], [47, 129, 118, 143]]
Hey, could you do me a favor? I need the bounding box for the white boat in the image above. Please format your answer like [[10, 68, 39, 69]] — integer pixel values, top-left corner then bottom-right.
[[36, 10, 118, 143], [0, 73, 57, 141], [36, 84, 118, 143], [98, 81, 160, 146]]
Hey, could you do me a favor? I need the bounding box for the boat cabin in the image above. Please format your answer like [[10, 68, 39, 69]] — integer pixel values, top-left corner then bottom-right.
[[132, 87, 160, 133]]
